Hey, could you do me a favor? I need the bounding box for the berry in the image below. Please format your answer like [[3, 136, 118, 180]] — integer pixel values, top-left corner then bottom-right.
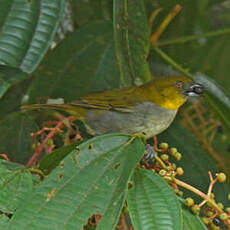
[[191, 205, 200, 214], [178, 191, 183, 197], [159, 142, 169, 150], [175, 152, 182, 161], [201, 217, 210, 225], [206, 211, 214, 217], [159, 169, 167, 177], [217, 202, 224, 209], [185, 197, 194, 207], [176, 167, 184, 176], [217, 173, 226, 183], [161, 154, 169, 161], [219, 213, 228, 221], [170, 147, 177, 155]]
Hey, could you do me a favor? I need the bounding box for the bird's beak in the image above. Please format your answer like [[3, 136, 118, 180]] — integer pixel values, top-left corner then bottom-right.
[[184, 82, 204, 96]]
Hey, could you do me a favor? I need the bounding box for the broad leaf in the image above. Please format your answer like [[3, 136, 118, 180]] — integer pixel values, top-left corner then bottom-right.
[[127, 169, 182, 230], [7, 134, 144, 230], [0, 160, 33, 213], [39, 141, 83, 175], [0, 0, 66, 73]]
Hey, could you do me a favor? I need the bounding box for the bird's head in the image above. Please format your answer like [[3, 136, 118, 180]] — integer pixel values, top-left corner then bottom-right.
[[144, 76, 204, 110]]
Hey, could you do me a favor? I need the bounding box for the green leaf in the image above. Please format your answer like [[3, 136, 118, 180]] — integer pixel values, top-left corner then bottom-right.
[[0, 0, 66, 73], [0, 160, 33, 213], [127, 169, 182, 230], [39, 141, 83, 175], [0, 214, 10, 228], [7, 134, 144, 230], [26, 21, 120, 103], [182, 206, 207, 230], [195, 73, 230, 135], [0, 112, 39, 164], [113, 0, 151, 86], [0, 77, 31, 119]]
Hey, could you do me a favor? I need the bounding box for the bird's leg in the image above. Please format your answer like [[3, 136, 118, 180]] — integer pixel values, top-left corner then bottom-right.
[[129, 133, 156, 162], [129, 132, 148, 144]]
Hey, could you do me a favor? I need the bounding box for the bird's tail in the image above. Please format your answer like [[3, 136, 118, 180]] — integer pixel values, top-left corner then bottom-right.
[[21, 104, 85, 120]]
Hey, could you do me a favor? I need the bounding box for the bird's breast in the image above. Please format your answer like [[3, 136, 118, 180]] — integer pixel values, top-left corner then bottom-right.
[[85, 102, 178, 138]]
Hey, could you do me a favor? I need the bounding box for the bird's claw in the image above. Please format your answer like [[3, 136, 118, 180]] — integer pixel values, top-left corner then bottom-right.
[[144, 144, 156, 162]]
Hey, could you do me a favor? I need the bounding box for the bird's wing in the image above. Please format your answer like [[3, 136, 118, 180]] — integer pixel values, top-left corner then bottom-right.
[[70, 87, 140, 112]]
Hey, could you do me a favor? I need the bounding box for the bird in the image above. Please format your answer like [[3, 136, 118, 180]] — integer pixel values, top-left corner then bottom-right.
[[22, 76, 203, 139]]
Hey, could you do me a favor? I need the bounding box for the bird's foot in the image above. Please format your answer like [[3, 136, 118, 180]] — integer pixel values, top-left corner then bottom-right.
[[144, 144, 156, 162]]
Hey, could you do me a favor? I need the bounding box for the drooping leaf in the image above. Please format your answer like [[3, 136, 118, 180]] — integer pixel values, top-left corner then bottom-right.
[[0, 0, 66, 73], [39, 141, 83, 175], [0, 66, 28, 99], [127, 169, 182, 230], [113, 0, 151, 86], [7, 134, 144, 230], [0, 76, 31, 120]]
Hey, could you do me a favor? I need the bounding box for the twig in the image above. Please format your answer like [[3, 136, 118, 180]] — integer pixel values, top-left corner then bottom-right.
[[0, 153, 10, 161], [149, 8, 163, 33], [120, 213, 129, 230], [174, 177, 230, 227], [158, 28, 230, 46], [151, 4, 182, 43]]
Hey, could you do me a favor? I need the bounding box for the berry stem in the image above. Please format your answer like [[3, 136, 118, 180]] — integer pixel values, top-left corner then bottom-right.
[[173, 178, 230, 226], [27, 116, 76, 167]]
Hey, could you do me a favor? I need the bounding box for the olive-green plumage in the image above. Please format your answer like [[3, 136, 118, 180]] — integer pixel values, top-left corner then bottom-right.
[[22, 76, 203, 138]]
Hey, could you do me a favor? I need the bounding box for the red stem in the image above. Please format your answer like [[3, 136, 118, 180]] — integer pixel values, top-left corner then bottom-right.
[[27, 116, 76, 167]]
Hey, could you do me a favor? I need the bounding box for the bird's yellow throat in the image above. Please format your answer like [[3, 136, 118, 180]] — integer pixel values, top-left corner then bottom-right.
[[137, 77, 190, 110]]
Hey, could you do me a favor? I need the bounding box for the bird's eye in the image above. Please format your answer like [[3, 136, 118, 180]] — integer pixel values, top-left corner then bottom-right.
[[175, 81, 184, 88]]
